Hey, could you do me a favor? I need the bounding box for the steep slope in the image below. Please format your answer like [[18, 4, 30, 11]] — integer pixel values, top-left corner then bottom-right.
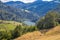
[[5, 1, 60, 17], [46, 25, 60, 35], [15, 25, 60, 40], [0, 1, 39, 22], [4, 1, 27, 9], [15, 3, 60, 40], [1, 1, 60, 22], [26, 1, 60, 16]]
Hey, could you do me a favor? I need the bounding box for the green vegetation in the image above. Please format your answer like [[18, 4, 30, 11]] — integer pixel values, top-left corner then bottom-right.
[[0, 20, 20, 40], [12, 25, 38, 38], [0, 20, 37, 40], [0, 1, 38, 22], [0, 1, 60, 40], [37, 11, 60, 30], [0, 24, 16, 30], [0, 7, 60, 40]]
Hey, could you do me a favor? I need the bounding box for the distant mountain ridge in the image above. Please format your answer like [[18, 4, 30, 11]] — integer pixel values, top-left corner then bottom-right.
[[4, 1, 60, 16], [0, 1, 60, 22], [0, 1, 39, 22]]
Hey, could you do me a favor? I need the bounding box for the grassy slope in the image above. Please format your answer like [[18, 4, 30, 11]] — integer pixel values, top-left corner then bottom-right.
[[0, 20, 22, 31], [15, 25, 60, 40]]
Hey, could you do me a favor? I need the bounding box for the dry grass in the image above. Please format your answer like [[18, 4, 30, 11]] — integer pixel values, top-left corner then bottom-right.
[[46, 25, 60, 35], [15, 31, 43, 40], [15, 25, 60, 40], [0, 20, 22, 26]]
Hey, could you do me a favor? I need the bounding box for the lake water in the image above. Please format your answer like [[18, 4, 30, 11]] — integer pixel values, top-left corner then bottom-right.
[[23, 21, 35, 26]]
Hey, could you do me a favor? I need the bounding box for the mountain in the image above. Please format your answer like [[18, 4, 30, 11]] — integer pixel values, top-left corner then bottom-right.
[[4, 1, 27, 9], [0, 1, 60, 22], [4, 1, 60, 17], [25, 1, 60, 16], [0, 1, 39, 22]]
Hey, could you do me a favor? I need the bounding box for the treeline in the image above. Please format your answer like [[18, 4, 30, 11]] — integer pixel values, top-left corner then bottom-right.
[[0, 25, 37, 40], [37, 11, 60, 30]]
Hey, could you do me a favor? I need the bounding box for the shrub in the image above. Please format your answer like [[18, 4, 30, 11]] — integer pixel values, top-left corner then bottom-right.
[[0, 31, 12, 40], [36, 11, 60, 30], [12, 25, 38, 38]]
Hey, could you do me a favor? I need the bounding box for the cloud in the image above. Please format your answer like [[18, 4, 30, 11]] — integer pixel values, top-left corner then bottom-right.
[[1, 0, 12, 2], [42, 0, 53, 1], [1, 0, 36, 3], [1, 0, 54, 3], [54, 1, 60, 3], [19, 0, 36, 3]]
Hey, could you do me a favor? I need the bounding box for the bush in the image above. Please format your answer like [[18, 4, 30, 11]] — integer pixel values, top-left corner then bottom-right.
[[12, 25, 38, 38], [12, 25, 23, 38], [36, 11, 60, 30], [0, 31, 12, 40], [0, 25, 38, 40]]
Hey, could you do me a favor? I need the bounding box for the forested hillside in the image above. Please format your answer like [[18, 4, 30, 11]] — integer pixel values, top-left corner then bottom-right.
[[0, 0, 60, 40], [37, 5, 60, 29], [5, 1, 60, 17], [15, 5, 60, 40], [0, 1, 39, 22], [0, 1, 60, 22]]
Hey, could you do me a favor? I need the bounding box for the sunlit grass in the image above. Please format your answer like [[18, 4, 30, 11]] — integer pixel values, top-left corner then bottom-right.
[[0, 24, 16, 31]]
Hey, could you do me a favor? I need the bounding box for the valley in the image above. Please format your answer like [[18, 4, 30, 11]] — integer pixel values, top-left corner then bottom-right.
[[0, 0, 60, 40]]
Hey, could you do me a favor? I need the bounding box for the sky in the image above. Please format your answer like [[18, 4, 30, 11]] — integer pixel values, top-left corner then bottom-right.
[[1, 0, 53, 3], [42, 0, 53, 1]]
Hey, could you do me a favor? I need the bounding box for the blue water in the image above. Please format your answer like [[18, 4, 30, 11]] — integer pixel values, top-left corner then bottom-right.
[[23, 21, 35, 26]]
